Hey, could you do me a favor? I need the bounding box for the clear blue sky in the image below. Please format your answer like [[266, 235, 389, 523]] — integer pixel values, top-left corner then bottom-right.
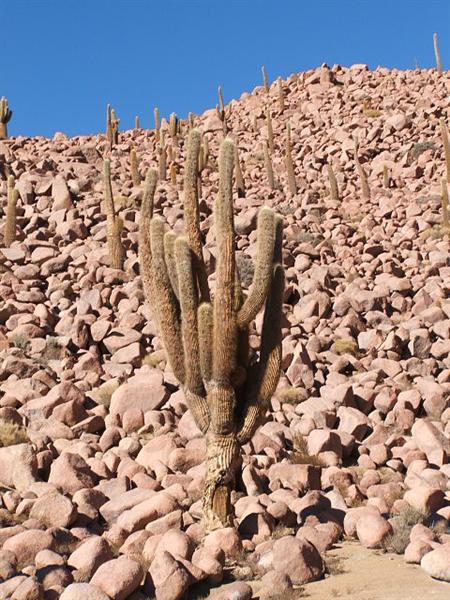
[[1, 0, 449, 137]]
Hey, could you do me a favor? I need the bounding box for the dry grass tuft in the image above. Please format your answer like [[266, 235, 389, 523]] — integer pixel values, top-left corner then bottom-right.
[[141, 349, 166, 368], [331, 338, 359, 357], [0, 422, 29, 447], [276, 386, 306, 405], [290, 434, 322, 467], [382, 505, 425, 554]]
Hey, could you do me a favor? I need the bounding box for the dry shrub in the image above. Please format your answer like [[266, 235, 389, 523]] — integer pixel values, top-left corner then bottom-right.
[[331, 338, 359, 357], [96, 379, 120, 407], [141, 349, 166, 368], [272, 524, 295, 539], [276, 386, 306, 405], [382, 505, 425, 554], [290, 434, 322, 467], [0, 422, 28, 447]]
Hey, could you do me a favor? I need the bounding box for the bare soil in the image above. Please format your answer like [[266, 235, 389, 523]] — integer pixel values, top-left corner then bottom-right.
[[251, 541, 450, 600]]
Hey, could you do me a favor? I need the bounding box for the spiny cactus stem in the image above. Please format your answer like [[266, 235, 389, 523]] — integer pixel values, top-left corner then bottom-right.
[[440, 118, 450, 184], [262, 65, 269, 93], [441, 178, 449, 229], [327, 163, 339, 201], [264, 141, 275, 190], [277, 77, 284, 112]]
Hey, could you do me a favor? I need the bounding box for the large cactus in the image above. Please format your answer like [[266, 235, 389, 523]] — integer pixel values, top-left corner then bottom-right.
[[139, 129, 284, 530], [0, 98, 12, 139]]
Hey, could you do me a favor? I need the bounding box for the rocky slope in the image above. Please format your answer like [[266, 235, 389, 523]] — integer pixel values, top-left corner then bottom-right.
[[0, 63, 449, 599]]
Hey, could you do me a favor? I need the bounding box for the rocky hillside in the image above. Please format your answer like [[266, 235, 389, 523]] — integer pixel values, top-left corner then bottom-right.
[[0, 64, 449, 599]]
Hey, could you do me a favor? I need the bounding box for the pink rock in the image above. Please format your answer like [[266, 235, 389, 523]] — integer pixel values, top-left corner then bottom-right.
[[420, 543, 450, 582], [0, 444, 38, 492], [116, 492, 179, 533], [404, 539, 433, 564], [211, 581, 253, 600], [403, 487, 445, 513], [204, 528, 243, 561], [411, 419, 450, 466], [48, 452, 98, 494], [337, 406, 369, 441], [356, 513, 392, 549], [60, 583, 111, 600], [149, 550, 192, 600], [3, 530, 55, 566], [90, 556, 143, 600], [67, 536, 113, 578], [272, 536, 324, 584], [30, 491, 77, 528], [110, 370, 169, 418]]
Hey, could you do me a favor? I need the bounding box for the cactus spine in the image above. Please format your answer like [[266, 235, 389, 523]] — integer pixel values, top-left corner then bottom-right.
[[440, 118, 450, 184], [0, 98, 12, 139], [4, 175, 18, 246], [285, 122, 297, 197], [327, 163, 339, 201], [103, 160, 125, 270], [139, 131, 284, 530], [130, 149, 141, 186], [434, 33, 442, 76], [354, 137, 370, 200]]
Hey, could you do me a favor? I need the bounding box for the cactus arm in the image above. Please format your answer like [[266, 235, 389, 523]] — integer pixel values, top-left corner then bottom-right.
[[237, 207, 275, 328], [149, 217, 185, 384], [163, 231, 180, 300], [183, 129, 210, 302], [139, 169, 158, 301], [237, 218, 284, 443], [198, 302, 213, 384]]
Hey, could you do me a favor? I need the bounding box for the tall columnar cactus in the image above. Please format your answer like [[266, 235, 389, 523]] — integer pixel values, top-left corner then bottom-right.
[[434, 33, 442, 76], [354, 137, 370, 200], [261, 65, 269, 93], [327, 163, 339, 201], [277, 77, 284, 113], [0, 98, 12, 139], [285, 122, 297, 197], [4, 175, 18, 246], [158, 130, 167, 181], [264, 141, 275, 190], [154, 107, 161, 142], [217, 86, 229, 135], [266, 107, 274, 154], [103, 160, 125, 270], [139, 130, 284, 530], [441, 178, 449, 230], [106, 105, 119, 149], [135, 115, 140, 130], [169, 112, 179, 144], [130, 149, 141, 186], [383, 164, 390, 189], [440, 118, 450, 184]]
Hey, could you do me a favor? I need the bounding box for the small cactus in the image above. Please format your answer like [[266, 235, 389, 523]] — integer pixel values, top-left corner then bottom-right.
[[170, 163, 177, 186], [103, 160, 125, 270], [383, 164, 390, 189], [0, 98, 12, 139], [434, 33, 442, 76], [285, 122, 297, 197], [106, 105, 119, 149], [217, 86, 229, 135], [3, 175, 18, 246], [354, 136, 370, 200], [169, 112, 179, 144], [135, 115, 140, 130]]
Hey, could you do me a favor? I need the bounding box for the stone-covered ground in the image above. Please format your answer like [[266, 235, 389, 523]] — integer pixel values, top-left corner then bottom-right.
[[0, 64, 449, 599]]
